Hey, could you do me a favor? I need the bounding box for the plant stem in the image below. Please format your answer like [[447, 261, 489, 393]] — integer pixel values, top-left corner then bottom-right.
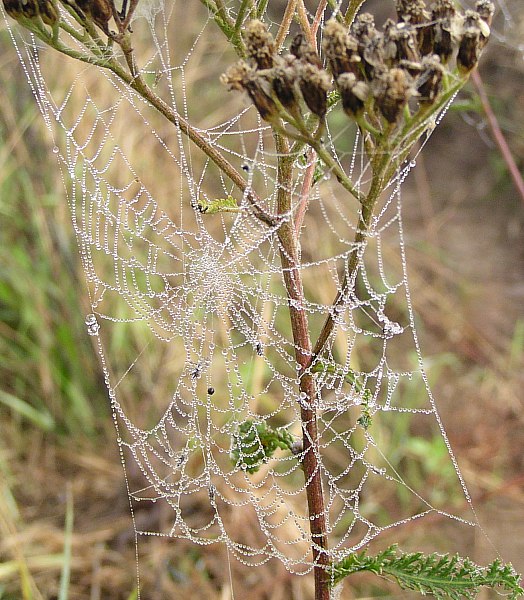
[[309, 148, 389, 363], [274, 132, 329, 600]]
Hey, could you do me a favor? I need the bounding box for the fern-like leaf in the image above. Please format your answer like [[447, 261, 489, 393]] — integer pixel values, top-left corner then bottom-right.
[[329, 545, 523, 599]]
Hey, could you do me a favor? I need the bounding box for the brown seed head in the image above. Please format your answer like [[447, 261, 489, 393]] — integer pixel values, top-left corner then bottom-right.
[[38, 0, 58, 25], [372, 67, 413, 123], [296, 62, 331, 118], [322, 19, 361, 79], [457, 11, 485, 72], [3, 0, 39, 20], [476, 0, 495, 26], [290, 33, 322, 69], [383, 21, 420, 66], [362, 32, 385, 80], [351, 12, 377, 42], [244, 19, 276, 70], [222, 62, 279, 122], [76, 0, 112, 33], [430, 5, 462, 64], [245, 73, 279, 121], [431, 0, 456, 20], [416, 54, 444, 103], [337, 72, 369, 118], [221, 60, 253, 92], [395, 0, 433, 55], [271, 58, 299, 112]]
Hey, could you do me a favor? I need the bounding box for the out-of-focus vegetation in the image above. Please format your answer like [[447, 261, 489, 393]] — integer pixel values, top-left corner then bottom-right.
[[0, 1, 523, 597]]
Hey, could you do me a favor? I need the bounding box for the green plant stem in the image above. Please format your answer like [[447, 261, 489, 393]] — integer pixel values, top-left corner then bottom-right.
[[309, 144, 390, 363], [274, 131, 329, 600], [344, 0, 366, 26]]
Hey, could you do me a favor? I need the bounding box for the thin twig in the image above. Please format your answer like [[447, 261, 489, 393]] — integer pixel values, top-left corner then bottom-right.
[[471, 69, 524, 206], [296, 0, 315, 48], [275, 0, 298, 50], [295, 147, 316, 235], [311, 0, 328, 39], [344, 0, 366, 27]]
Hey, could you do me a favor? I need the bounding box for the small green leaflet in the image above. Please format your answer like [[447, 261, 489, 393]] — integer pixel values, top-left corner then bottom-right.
[[196, 196, 240, 214]]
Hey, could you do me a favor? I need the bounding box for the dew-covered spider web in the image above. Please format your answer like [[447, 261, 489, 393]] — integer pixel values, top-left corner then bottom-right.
[[3, 0, 520, 594]]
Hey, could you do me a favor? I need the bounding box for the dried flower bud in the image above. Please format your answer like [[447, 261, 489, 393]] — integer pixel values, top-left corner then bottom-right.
[[362, 32, 385, 80], [383, 20, 420, 66], [430, 1, 463, 64], [416, 55, 444, 104], [76, 0, 112, 33], [395, 0, 426, 20], [244, 19, 276, 70], [473, 3, 492, 48], [476, 0, 495, 27], [221, 60, 252, 91], [245, 74, 279, 122], [322, 19, 361, 79], [372, 67, 413, 123], [337, 73, 369, 118], [3, 0, 39, 20], [431, 0, 455, 20], [271, 58, 299, 113], [290, 33, 322, 69], [222, 61, 279, 121], [395, 0, 433, 55], [457, 11, 485, 73], [351, 12, 377, 44], [38, 0, 58, 25], [296, 62, 331, 118]]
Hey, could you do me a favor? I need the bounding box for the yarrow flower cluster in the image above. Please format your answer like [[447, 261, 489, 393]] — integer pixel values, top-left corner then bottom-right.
[[222, 0, 494, 132]]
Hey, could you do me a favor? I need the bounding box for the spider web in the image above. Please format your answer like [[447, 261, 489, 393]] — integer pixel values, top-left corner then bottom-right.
[[3, 0, 517, 592]]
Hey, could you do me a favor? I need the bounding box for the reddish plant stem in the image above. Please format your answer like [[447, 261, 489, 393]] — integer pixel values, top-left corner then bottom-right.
[[311, 0, 328, 39], [275, 133, 330, 600], [471, 70, 524, 206], [295, 147, 316, 235]]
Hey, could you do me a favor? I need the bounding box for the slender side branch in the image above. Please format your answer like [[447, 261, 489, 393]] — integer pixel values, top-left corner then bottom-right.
[[275, 0, 298, 50], [95, 34, 278, 227], [471, 69, 524, 205], [309, 149, 390, 363]]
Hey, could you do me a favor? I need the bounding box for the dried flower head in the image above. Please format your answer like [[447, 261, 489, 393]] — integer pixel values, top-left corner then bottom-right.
[[430, 1, 462, 64], [394, 0, 433, 55], [457, 11, 486, 72], [416, 54, 444, 104], [431, 0, 456, 20], [271, 58, 299, 113], [383, 20, 420, 66], [337, 73, 369, 118], [221, 60, 279, 122], [75, 0, 113, 33], [244, 19, 276, 70], [372, 66, 413, 123], [476, 0, 495, 26], [290, 33, 322, 69], [395, 0, 426, 20], [296, 61, 331, 118], [37, 0, 58, 25], [322, 19, 361, 79], [351, 12, 377, 44], [362, 32, 385, 80], [3, 0, 39, 20]]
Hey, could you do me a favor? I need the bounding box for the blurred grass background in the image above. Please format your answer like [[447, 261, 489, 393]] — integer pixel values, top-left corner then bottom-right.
[[0, 1, 523, 598]]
